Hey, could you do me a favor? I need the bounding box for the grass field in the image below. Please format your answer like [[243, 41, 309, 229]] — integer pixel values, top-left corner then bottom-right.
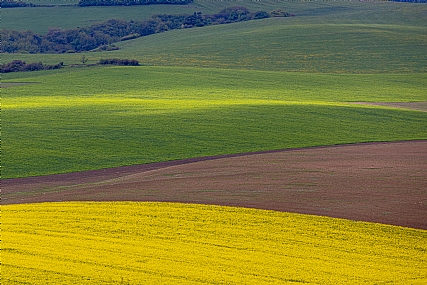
[[3, 202, 427, 284], [113, 20, 427, 73], [3, 66, 427, 178]]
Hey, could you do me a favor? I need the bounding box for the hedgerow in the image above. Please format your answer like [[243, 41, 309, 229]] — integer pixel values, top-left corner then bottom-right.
[[0, 60, 63, 73], [98, 58, 139, 66], [78, 0, 193, 7]]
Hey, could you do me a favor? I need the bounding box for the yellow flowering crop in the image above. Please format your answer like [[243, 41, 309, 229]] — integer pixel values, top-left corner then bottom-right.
[[3, 202, 426, 284]]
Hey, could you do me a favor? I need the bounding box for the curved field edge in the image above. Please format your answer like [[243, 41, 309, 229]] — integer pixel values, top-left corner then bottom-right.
[[3, 202, 427, 285], [3, 67, 427, 178], [4, 140, 426, 229]]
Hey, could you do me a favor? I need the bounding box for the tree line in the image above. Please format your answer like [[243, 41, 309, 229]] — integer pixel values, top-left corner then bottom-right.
[[0, 60, 64, 73], [1, 0, 192, 8], [1, 0, 38, 8], [1, 7, 291, 54], [0, 58, 141, 73], [78, 0, 193, 7]]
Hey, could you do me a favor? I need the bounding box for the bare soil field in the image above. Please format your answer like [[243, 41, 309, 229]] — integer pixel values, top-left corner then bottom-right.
[[3, 141, 426, 229]]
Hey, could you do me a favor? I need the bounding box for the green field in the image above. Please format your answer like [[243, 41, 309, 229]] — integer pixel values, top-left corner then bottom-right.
[[3, 67, 427, 178], [3, 202, 427, 284]]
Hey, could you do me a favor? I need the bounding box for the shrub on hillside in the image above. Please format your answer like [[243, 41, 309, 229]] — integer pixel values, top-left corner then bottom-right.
[[0, 60, 26, 72], [270, 9, 291, 17], [23, 62, 44, 72], [0, 60, 63, 73], [98, 58, 140, 66], [253, 11, 270, 20], [214, 6, 252, 23]]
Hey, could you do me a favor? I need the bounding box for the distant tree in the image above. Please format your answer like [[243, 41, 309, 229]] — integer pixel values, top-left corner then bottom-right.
[[0, 60, 26, 72], [253, 11, 270, 20], [22, 62, 44, 71], [99, 58, 139, 66], [183, 12, 206, 28], [216, 6, 251, 23], [81, 55, 88, 65]]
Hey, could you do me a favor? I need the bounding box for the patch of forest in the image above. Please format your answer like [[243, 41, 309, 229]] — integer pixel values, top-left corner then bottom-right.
[[1, 7, 291, 54], [78, 0, 193, 7], [0, 60, 64, 73], [1, 0, 192, 8], [1, 0, 39, 8]]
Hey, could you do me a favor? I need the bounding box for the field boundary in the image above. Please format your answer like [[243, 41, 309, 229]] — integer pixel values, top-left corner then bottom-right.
[[4, 139, 427, 230], [4, 139, 425, 184]]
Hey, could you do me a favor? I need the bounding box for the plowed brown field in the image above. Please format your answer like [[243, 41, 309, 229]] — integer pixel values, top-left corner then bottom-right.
[[3, 141, 427, 229]]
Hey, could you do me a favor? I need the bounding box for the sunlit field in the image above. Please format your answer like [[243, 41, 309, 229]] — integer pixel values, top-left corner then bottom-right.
[[3, 202, 427, 284], [3, 66, 427, 178]]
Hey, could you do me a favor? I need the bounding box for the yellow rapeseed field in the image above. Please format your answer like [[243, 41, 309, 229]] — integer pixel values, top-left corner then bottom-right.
[[2, 202, 426, 284]]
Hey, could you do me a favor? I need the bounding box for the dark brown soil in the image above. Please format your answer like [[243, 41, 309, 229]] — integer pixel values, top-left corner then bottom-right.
[[3, 141, 427, 229]]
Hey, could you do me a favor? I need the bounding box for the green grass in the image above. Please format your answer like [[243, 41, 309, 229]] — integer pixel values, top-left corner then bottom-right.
[[3, 66, 427, 178], [3, 202, 427, 284], [4, 66, 427, 101], [112, 20, 427, 73]]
